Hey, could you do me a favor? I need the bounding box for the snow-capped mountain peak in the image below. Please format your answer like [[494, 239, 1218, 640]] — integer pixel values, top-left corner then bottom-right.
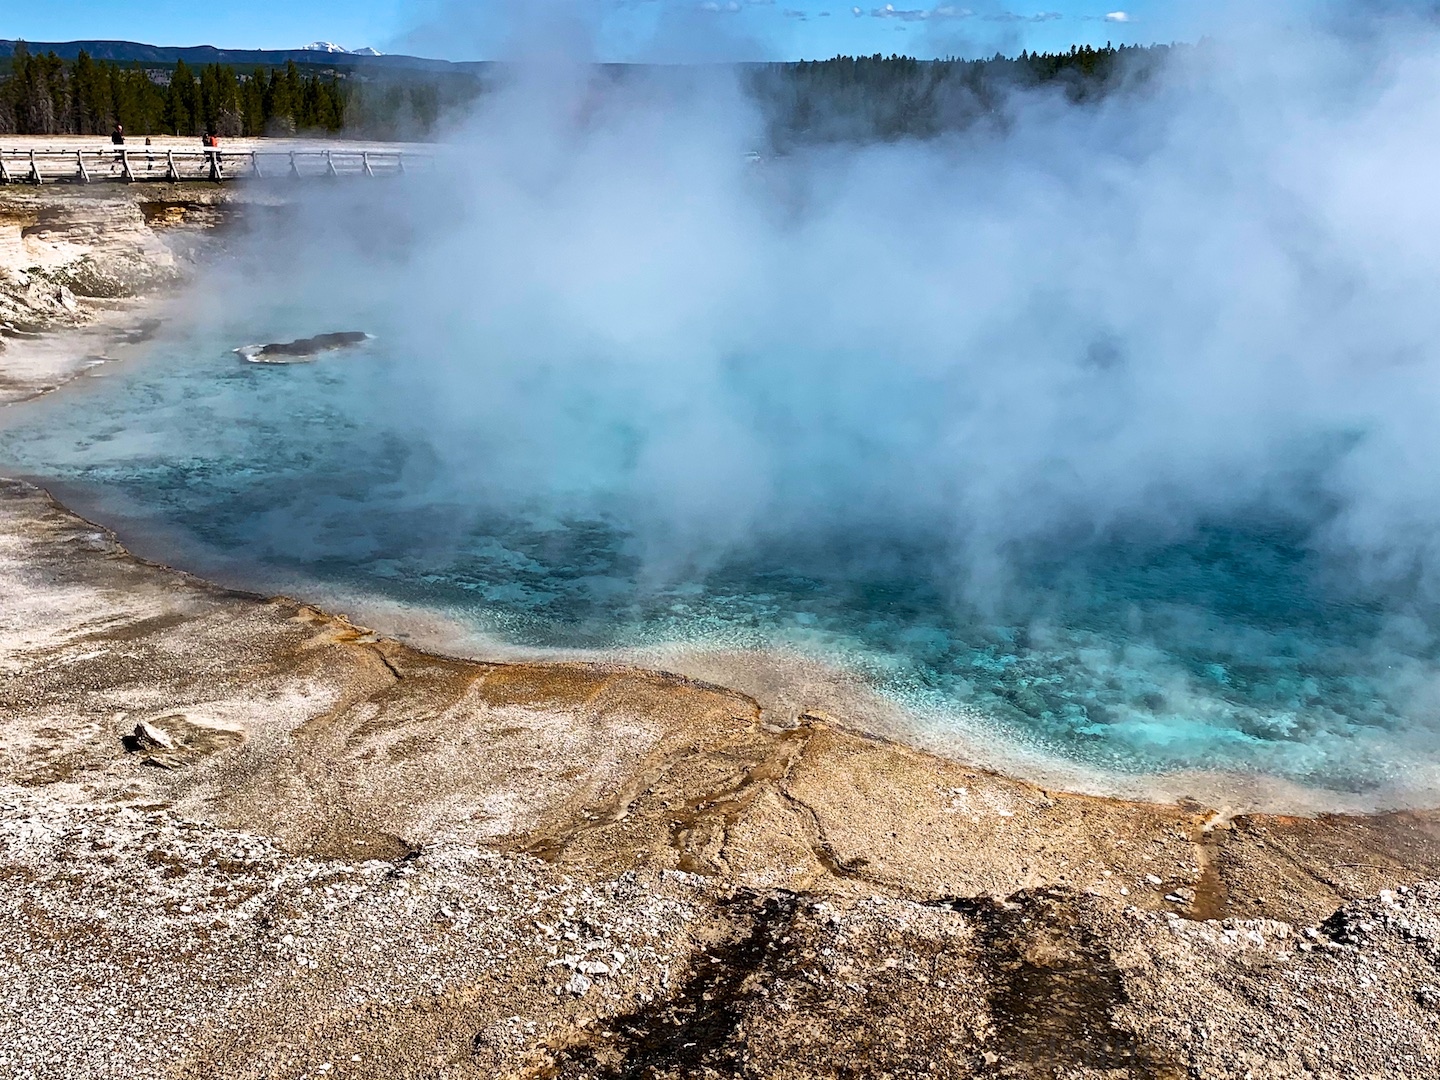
[[300, 42, 383, 56]]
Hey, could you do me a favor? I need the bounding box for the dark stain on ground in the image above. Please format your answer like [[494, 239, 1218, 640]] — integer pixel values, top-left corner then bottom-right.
[[71, 611, 193, 644], [944, 890, 1185, 1079], [531, 890, 801, 1079], [1187, 820, 1231, 921]]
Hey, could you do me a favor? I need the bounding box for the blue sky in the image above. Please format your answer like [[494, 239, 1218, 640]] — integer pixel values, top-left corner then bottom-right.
[[8, 0, 1184, 61]]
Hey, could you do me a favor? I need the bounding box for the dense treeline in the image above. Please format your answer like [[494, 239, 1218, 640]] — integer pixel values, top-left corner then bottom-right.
[[0, 43, 444, 138], [0, 41, 1173, 142], [752, 44, 1171, 146]]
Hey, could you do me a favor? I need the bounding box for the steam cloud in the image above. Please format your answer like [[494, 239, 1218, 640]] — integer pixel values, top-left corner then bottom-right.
[[195, 8, 1440, 633]]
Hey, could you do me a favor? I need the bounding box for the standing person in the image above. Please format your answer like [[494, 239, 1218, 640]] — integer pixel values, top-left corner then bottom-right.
[[202, 131, 222, 180], [109, 124, 126, 177]]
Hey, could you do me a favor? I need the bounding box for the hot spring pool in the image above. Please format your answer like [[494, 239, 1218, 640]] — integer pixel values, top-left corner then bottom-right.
[[3, 332, 1438, 800]]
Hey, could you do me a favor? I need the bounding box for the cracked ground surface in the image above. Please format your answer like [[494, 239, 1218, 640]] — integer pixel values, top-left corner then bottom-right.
[[5, 475, 1440, 1078]]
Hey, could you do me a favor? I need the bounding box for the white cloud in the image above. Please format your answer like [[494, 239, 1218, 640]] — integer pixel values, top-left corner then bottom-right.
[[697, 0, 773, 11], [855, 4, 1065, 20], [986, 10, 1062, 21], [868, 3, 974, 19], [1105, 10, 1130, 21], [873, 5, 930, 20]]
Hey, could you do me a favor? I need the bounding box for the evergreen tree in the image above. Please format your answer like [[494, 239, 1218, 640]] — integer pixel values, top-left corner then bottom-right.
[[165, 58, 198, 136], [1, 44, 1165, 142]]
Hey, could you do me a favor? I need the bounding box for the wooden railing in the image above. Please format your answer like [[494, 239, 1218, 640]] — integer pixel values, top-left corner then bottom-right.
[[0, 146, 431, 184]]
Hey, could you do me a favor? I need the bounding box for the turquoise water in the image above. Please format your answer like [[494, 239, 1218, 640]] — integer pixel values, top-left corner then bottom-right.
[[3, 335, 1438, 795]]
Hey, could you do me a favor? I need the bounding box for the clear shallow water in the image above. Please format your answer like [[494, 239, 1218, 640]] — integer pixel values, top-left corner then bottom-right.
[[4, 337, 1439, 797]]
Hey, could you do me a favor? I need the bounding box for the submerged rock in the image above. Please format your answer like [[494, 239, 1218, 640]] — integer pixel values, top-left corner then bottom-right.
[[235, 331, 373, 364]]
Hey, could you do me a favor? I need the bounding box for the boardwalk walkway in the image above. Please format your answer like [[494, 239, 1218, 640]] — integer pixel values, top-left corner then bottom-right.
[[0, 143, 431, 184]]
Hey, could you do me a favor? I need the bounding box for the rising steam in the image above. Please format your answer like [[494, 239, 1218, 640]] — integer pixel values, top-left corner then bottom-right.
[[198, 12, 1440, 621]]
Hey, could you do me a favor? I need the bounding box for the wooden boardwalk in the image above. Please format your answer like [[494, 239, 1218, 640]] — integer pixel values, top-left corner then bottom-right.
[[0, 145, 432, 184]]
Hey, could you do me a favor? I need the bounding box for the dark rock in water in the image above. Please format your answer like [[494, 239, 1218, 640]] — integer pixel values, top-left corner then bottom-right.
[[235, 331, 372, 364]]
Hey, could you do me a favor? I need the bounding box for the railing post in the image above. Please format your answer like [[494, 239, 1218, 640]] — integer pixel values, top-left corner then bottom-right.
[[362, 151, 374, 178], [165, 150, 179, 182], [75, 150, 90, 183], [325, 150, 338, 178], [119, 148, 134, 182], [395, 153, 406, 176], [28, 150, 41, 184], [251, 151, 262, 179], [208, 149, 223, 182], [289, 151, 300, 179], [0, 154, 10, 184]]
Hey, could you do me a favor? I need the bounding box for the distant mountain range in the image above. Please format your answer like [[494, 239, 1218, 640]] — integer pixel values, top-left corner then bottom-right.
[[0, 39, 477, 73]]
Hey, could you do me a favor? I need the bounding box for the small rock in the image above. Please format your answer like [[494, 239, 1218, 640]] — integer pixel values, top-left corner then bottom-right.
[[1144, 875, 1163, 886], [577, 960, 610, 977], [134, 721, 174, 751], [566, 973, 592, 996]]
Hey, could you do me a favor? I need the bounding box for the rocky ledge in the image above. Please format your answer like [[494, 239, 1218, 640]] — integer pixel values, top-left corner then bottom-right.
[[1, 475, 1439, 1079], [0, 184, 267, 404]]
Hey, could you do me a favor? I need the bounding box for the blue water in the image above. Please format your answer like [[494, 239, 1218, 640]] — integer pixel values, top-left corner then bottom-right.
[[3, 335, 1438, 795]]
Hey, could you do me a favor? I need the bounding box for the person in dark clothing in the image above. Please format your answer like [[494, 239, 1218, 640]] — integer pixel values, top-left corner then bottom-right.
[[110, 124, 125, 145]]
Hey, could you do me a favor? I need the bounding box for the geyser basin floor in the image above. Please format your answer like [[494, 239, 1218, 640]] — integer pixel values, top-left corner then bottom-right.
[[5, 471, 1440, 1079], [2, 334, 1438, 803]]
